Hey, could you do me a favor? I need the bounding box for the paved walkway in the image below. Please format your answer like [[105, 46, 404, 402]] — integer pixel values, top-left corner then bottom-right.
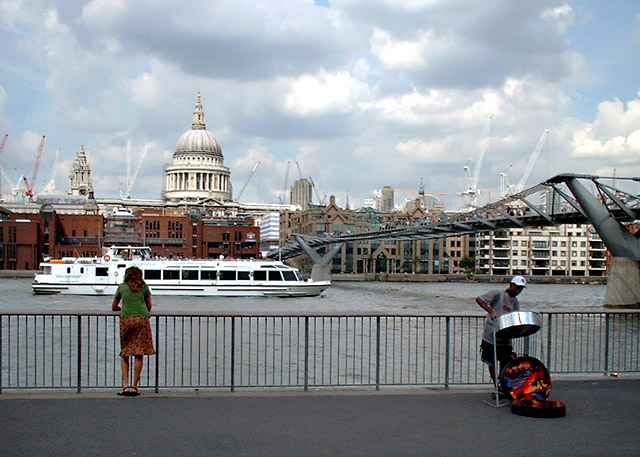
[[1, 378, 638, 457]]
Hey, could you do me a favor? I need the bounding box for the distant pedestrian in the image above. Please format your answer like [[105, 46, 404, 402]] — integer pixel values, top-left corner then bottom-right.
[[112, 266, 155, 396], [476, 276, 527, 389]]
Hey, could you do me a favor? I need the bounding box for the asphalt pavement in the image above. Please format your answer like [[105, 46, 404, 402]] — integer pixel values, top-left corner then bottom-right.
[[1, 378, 639, 457]]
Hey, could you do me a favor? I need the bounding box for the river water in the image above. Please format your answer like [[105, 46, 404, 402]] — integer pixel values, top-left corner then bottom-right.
[[1, 277, 607, 314]]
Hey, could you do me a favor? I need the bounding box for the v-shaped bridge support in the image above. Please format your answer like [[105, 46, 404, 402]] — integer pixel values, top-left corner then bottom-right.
[[560, 175, 640, 307], [293, 235, 343, 282]]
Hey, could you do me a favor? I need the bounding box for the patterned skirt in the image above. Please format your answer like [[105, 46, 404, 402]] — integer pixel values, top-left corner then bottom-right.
[[120, 316, 155, 357]]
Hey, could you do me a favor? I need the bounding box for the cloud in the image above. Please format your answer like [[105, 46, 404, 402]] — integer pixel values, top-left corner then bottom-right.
[[80, 0, 361, 81], [0, 0, 638, 211], [572, 99, 640, 160]]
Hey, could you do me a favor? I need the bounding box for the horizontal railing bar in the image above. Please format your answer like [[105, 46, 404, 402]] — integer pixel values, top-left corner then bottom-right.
[[2, 310, 639, 318]]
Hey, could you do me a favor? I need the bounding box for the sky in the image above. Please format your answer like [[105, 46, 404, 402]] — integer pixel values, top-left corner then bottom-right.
[[0, 0, 639, 211]]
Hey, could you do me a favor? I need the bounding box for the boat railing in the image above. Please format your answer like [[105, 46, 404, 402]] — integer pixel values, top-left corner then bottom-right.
[[1, 310, 638, 393]]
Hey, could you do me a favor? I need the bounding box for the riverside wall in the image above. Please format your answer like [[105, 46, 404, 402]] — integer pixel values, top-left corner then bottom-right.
[[331, 272, 607, 285]]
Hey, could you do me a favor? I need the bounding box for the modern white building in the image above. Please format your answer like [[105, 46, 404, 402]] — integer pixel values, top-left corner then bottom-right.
[[476, 224, 607, 276], [258, 212, 281, 257]]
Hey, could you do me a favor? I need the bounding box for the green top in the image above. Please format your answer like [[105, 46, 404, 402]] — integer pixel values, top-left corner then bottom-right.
[[115, 283, 151, 317]]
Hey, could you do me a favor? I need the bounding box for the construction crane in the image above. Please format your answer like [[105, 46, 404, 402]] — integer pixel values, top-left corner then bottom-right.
[[500, 129, 549, 198], [308, 176, 326, 205], [294, 161, 325, 205], [279, 160, 291, 204], [23, 135, 46, 201], [459, 115, 491, 210], [125, 144, 149, 198], [43, 147, 60, 194], [0, 134, 7, 197], [236, 161, 260, 201]]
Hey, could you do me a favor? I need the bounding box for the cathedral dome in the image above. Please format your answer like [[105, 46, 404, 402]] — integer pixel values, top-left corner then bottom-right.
[[174, 91, 222, 156], [175, 129, 221, 155]]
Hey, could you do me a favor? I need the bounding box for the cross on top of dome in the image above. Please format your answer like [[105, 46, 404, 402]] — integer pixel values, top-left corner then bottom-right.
[[192, 90, 206, 130]]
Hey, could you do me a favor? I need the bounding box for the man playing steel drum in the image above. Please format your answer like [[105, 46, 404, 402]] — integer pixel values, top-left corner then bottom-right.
[[476, 276, 527, 392]]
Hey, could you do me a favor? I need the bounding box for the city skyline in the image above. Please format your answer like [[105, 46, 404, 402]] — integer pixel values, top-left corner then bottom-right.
[[1, 1, 639, 210]]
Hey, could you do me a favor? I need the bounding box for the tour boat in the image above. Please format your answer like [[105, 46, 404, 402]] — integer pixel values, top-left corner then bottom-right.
[[32, 246, 330, 297]]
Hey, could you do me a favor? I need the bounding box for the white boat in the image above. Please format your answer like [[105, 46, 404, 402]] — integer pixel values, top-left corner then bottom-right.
[[32, 246, 330, 297]]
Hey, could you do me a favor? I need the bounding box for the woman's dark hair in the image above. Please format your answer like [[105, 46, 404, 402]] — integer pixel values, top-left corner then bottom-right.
[[124, 267, 146, 292]]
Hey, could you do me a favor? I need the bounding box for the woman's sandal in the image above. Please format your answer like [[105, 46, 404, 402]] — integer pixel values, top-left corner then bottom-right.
[[128, 386, 140, 397], [117, 386, 131, 396]]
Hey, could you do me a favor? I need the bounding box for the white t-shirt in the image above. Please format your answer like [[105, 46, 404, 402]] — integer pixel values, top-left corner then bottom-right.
[[479, 289, 520, 345]]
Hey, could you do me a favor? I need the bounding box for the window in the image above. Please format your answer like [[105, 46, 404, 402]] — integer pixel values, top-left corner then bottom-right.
[[201, 270, 217, 280], [238, 271, 250, 280], [144, 269, 161, 280], [268, 271, 283, 281], [96, 267, 109, 277], [163, 270, 180, 280], [282, 271, 297, 281], [220, 271, 236, 281], [254, 270, 267, 281], [182, 270, 199, 280]]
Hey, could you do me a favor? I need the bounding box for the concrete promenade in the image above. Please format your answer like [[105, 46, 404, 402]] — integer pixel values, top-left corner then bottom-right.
[[1, 378, 638, 457]]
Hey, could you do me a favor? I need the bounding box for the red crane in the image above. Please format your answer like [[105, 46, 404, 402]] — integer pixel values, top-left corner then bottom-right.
[[23, 135, 46, 201]]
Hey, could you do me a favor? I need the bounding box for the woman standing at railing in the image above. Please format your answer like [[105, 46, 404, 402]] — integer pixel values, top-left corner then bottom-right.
[[112, 266, 155, 396]]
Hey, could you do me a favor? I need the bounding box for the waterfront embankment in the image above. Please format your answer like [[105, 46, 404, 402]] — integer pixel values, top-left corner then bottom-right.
[[332, 272, 607, 285], [1, 269, 607, 284]]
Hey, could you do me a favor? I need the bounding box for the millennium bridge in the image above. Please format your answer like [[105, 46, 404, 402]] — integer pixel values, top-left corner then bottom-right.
[[269, 173, 640, 308]]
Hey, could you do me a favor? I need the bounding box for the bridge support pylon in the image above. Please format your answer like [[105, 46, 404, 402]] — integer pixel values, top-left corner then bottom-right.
[[562, 176, 640, 307], [603, 258, 640, 308], [293, 235, 343, 282]]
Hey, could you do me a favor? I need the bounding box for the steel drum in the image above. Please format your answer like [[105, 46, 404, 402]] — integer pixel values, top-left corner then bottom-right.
[[494, 311, 541, 339]]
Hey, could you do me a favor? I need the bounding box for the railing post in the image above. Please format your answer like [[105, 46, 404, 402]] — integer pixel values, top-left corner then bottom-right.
[[230, 316, 235, 392], [304, 317, 309, 392], [604, 313, 611, 374], [375, 316, 381, 391], [155, 315, 160, 394], [0, 315, 3, 395], [546, 314, 553, 373], [77, 316, 82, 394], [445, 317, 450, 389]]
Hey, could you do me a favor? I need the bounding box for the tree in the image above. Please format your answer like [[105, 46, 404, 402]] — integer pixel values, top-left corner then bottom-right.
[[460, 256, 475, 272]]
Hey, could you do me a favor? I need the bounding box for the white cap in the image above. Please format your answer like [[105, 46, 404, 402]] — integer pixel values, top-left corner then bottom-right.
[[511, 276, 527, 287]]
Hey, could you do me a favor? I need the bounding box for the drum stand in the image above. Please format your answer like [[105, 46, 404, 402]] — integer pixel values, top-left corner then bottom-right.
[[484, 329, 510, 408]]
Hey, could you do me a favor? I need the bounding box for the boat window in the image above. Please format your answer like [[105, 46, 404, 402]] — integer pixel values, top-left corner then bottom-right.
[[182, 270, 199, 280], [67, 267, 71, 274], [201, 270, 217, 280], [80, 267, 84, 274], [220, 271, 236, 281], [253, 270, 266, 281], [282, 271, 297, 281], [238, 271, 250, 281], [163, 270, 180, 280], [268, 271, 283, 281], [96, 267, 109, 277], [144, 269, 161, 280], [295, 271, 303, 281]]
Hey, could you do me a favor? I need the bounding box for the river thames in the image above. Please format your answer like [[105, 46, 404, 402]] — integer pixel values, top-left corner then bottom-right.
[[1, 277, 607, 314]]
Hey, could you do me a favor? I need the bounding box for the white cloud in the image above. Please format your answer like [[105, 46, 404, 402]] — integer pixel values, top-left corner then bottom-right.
[[572, 99, 640, 160], [0, 0, 638, 210], [285, 69, 371, 116]]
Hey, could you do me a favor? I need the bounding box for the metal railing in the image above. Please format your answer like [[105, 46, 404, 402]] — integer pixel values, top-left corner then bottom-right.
[[1, 311, 638, 393]]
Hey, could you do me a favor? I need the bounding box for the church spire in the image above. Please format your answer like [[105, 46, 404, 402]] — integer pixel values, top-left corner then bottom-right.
[[192, 90, 206, 130]]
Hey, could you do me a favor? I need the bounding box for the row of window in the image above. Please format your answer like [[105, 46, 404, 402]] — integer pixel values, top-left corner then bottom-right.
[[142, 269, 299, 282]]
